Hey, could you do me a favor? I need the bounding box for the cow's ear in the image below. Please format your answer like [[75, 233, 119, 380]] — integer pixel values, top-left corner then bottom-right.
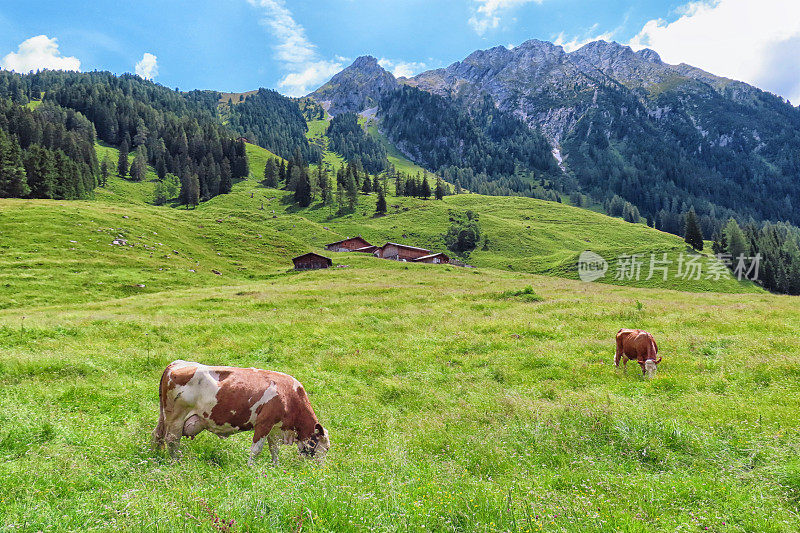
[[315, 423, 325, 436]]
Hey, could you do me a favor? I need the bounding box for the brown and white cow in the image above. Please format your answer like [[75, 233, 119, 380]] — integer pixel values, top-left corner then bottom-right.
[[615, 329, 662, 378], [152, 360, 330, 465]]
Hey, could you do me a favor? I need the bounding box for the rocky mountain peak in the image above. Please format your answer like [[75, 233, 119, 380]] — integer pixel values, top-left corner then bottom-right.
[[635, 48, 662, 63], [308, 56, 398, 115]]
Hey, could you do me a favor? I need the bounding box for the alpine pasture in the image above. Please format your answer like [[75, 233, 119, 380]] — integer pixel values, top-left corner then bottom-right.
[[1, 144, 799, 532]]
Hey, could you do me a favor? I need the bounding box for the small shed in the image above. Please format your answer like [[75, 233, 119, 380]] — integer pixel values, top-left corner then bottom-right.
[[376, 242, 431, 261], [292, 252, 332, 270], [325, 236, 373, 252], [413, 252, 450, 264]]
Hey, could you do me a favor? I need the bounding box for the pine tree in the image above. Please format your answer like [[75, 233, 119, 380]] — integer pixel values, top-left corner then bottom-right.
[[100, 155, 109, 187], [129, 148, 147, 182], [725, 218, 749, 259], [117, 140, 129, 178], [24, 145, 56, 198], [376, 187, 387, 215], [262, 158, 277, 187], [684, 208, 704, 250], [294, 167, 312, 207], [180, 173, 200, 208], [219, 159, 233, 194], [711, 229, 728, 256], [361, 172, 372, 194], [0, 131, 30, 198], [435, 177, 446, 200], [320, 167, 331, 205], [421, 173, 432, 199], [345, 169, 358, 211], [395, 173, 404, 196], [278, 160, 286, 185]]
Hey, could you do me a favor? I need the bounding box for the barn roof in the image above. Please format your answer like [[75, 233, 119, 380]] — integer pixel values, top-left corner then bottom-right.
[[292, 252, 333, 265], [352, 245, 378, 252], [325, 236, 372, 247], [413, 253, 450, 262], [381, 242, 431, 253]]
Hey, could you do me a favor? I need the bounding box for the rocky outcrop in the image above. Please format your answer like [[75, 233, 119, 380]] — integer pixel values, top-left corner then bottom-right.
[[308, 56, 399, 116]]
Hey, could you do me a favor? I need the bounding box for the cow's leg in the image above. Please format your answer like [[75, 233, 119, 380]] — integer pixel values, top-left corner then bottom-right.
[[267, 432, 281, 466], [250, 419, 280, 467], [151, 409, 166, 450], [622, 356, 628, 373], [163, 413, 185, 460], [249, 436, 267, 467]]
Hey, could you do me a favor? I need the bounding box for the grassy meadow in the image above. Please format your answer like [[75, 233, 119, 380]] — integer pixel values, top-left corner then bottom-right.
[[1, 142, 797, 531]]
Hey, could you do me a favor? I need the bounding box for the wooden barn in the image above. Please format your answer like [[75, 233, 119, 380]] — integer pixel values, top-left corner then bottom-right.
[[413, 252, 450, 264], [375, 242, 431, 261], [292, 252, 332, 270], [325, 236, 373, 252], [352, 245, 379, 254]]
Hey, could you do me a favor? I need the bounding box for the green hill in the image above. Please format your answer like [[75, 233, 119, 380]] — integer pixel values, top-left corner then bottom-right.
[[0, 142, 757, 311]]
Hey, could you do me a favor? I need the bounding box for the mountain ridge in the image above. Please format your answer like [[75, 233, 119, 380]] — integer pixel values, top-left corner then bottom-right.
[[306, 38, 800, 236]]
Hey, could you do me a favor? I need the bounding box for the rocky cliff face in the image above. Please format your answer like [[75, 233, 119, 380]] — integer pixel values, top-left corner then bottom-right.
[[309, 40, 800, 228], [405, 39, 771, 146], [308, 56, 398, 116]]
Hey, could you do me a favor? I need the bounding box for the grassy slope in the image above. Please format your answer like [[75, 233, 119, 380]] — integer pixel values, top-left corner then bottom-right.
[[0, 258, 798, 531], [0, 144, 756, 311]]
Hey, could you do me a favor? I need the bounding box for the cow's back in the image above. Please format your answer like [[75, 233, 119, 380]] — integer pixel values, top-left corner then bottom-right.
[[617, 330, 657, 361]]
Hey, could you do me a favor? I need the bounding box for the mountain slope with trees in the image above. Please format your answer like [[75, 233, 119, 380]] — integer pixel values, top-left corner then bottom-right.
[[222, 88, 321, 163], [0, 70, 248, 202]]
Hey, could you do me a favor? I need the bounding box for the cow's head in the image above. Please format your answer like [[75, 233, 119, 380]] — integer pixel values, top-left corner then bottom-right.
[[297, 424, 330, 462], [643, 357, 661, 378]]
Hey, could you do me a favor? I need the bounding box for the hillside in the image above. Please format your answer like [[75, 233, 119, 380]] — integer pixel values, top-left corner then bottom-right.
[[0, 142, 758, 312]]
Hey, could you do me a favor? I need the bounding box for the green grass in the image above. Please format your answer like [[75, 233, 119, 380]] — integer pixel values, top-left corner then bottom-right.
[[306, 117, 347, 172], [1, 257, 798, 531], [1, 145, 793, 531]]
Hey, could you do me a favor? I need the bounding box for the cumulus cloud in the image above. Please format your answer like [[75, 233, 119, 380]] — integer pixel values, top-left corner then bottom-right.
[[628, 0, 800, 104], [135, 52, 158, 80], [1, 35, 80, 73], [247, 0, 342, 96], [378, 58, 427, 79], [553, 26, 618, 52], [468, 0, 541, 36]]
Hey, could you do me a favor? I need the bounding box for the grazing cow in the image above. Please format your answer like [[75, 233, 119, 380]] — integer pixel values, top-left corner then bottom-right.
[[152, 360, 330, 465], [615, 329, 662, 378]]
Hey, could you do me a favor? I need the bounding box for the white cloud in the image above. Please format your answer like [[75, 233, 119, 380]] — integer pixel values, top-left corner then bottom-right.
[[628, 0, 800, 104], [247, 0, 342, 96], [1, 35, 80, 73], [378, 58, 427, 78], [468, 0, 540, 36], [279, 60, 343, 94], [553, 28, 617, 53], [135, 52, 158, 80]]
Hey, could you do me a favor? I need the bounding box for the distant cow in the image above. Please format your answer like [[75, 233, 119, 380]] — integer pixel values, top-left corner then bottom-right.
[[152, 360, 330, 465], [615, 329, 662, 378]]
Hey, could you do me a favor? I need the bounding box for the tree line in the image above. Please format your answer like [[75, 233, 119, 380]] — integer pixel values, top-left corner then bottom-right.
[[0, 70, 249, 204], [261, 152, 449, 216], [0, 97, 97, 199]]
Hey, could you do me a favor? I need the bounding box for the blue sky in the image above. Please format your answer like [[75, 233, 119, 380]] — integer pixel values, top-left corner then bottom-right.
[[1, 1, 799, 103]]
